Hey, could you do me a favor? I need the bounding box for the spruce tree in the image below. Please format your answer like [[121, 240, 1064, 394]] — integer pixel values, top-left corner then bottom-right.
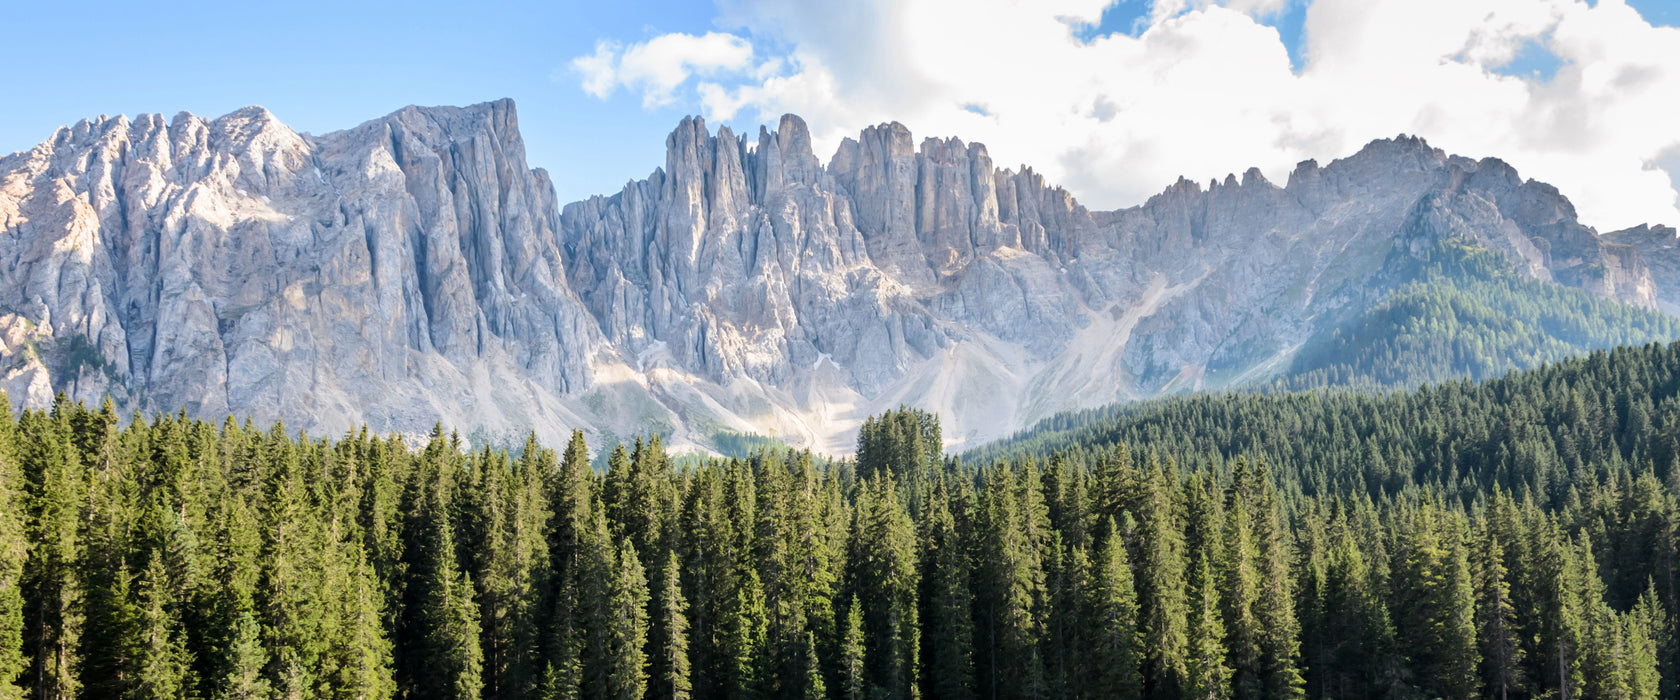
[[543, 430, 593, 700], [437, 570, 487, 700], [919, 484, 974, 700], [974, 467, 1040, 700], [331, 551, 395, 700], [1086, 521, 1143, 700], [1133, 456, 1188, 697], [721, 567, 769, 699], [800, 632, 826, 700], [134, 555, 189, 699], [258, 428, 326, 700], [606, 541, 649, 700], [578, 503, 616, 700], [840, 597, 866, 700], [0, 396, 26, 700], [1396, 511, 1479, 698], [1474, 529, 1525, 699], [1246, 467, 1305, 700], [215, 612, 271, 700], [658, 550, 691, 700], [1625, 584, 1667, 700], [852, 475, 920, 700], [1184, 552, 1232, 700], [1217, 482, 1262, 699], [20, 407, 84, 700], [412, 449, 485, 700]]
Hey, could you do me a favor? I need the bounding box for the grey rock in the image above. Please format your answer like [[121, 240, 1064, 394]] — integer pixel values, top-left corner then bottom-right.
[[0, 100, 616, 447], [2, 101, 1674, 454]]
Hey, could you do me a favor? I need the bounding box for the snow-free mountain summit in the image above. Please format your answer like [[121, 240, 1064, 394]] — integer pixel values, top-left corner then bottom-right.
[[1, 99, 1674, 453]]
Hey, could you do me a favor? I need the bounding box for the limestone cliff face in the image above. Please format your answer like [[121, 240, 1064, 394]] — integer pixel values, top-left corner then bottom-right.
[[0, 100, 606, 445], [560, 121, 1675, 450], [2, 100, 1674, 453], [1604, 224, 1680, 314]]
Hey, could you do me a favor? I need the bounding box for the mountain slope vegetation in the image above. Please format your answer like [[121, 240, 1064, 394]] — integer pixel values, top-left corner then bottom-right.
[[0, 338, 1677, 698], [1285, 239, 1680, 390]]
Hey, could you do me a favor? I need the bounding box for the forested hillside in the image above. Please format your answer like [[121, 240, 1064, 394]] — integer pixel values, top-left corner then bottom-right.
[[0, 343, 1678, 699], [1283, 241, 1680, 390]]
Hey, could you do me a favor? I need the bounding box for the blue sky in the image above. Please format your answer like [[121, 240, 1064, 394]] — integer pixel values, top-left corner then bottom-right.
[[4, 0, 1680, 228], [0, 0, 719, 202]]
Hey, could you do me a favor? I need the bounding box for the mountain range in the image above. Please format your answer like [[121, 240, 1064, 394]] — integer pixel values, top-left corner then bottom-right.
[[2, 98, 1677, 454]]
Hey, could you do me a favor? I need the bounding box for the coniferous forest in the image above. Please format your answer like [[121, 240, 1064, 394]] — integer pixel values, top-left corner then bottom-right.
[[2, 345, 1680, 699], [1283, 240, 1680, 391]]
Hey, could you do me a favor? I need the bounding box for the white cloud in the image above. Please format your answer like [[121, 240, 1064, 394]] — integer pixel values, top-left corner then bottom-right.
[[569, 32, 755, 108], [571, 0, 1680, 231]]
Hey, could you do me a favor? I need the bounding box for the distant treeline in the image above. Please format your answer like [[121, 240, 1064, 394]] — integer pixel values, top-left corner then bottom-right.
[[1285, 239, 1680, 391], [0, 345, 1678, 699]]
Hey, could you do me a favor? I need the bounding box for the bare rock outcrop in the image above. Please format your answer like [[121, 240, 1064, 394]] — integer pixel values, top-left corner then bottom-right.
[[3, 100, 1675, 453], [0, 100, 607, 445]]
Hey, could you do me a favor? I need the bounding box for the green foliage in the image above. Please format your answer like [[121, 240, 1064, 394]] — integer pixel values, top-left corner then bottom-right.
[[3, 329, 1680, 700], [54, 334, 106, 379], [708, 431, 792, 460], [1084, 520, 1143, 700], [0, 397, 26, 700], [839, 597, 866, 700], [856, 406, 942, 483], [1184, 552, 1232, 700], [1287, 240, 1680, 389], [658, 549, 691, 700], [606, 541, 649, 700]]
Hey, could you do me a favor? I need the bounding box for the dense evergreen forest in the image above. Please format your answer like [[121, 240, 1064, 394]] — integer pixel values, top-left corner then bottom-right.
[[1285, 240, 1680, 390], [2, 344, 1679, 698]]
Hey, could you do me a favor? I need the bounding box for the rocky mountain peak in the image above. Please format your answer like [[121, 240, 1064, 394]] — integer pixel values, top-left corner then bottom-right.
[[4, 100, 1677, 454]]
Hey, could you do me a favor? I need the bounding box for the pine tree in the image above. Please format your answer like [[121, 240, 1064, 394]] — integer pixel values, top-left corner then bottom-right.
[[974, 467, 1040, 700], [1245, 467, 1304, 700], [1184, 552, 1232, 700], [1474, 528, 1525, 699], [0, 396, 26, 700], [606, 541, 649, 700], [840, 597, 866, 700], [1086, 521, 1143, 700], [411, 445, 486, 700], [1133, 456, 1188, 697], [852, 475, 920, 700], [920, 484, 974, 700], [658, 550, 691, 700], [20, 407, 83, 700], [800, 632, 827, 700], [721, 568, 769, 699], [133, 556, 189, 699], [215, 612, 271, 700]]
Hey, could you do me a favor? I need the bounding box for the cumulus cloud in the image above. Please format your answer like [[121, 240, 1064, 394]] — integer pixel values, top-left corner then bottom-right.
[[571, 0, 1680, 231], [570, 32, 755, 108]]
